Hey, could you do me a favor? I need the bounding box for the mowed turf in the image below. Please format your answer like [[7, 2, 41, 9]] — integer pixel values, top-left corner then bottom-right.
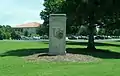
[[0, 41, 120, 76]]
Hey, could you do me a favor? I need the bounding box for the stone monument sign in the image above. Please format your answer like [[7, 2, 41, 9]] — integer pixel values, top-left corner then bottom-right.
[[49, 14, 66, 55]]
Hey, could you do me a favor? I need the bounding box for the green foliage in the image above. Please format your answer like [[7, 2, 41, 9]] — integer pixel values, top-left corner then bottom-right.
[[0, 25, 24, 40], [40, 0, 66, 35], [0, 30, 4, 40], [78, 26, 88, 36], [11, 31, 21, 40], [24, 30, 29, 37], [97, 28, 106, 35], [0, 25, 12, 40], [3, 32, 11, 39], [36, 25, 47, 36], [41, 0, 120, 32], [40, 0, 120, 49], [113, 29, 120, 36], [11, 31, 16, 39]]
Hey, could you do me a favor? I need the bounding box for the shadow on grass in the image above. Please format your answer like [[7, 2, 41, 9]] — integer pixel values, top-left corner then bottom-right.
[[115, 40, 120, 42], [67, 48, 120, 59], [0, 48, 120, 59], [0, 48, 48, 57], [43, 41, 120, 47], [67, 42, 120, 47]]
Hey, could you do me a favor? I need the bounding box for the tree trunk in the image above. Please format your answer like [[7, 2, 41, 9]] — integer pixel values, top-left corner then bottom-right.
[[87, 26, 96, 50]]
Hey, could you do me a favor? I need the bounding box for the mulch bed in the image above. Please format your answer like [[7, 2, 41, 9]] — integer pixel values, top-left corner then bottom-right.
[[25, 53, 101, 62]]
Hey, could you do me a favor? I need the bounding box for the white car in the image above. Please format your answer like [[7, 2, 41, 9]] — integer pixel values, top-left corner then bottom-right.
[[66, 37, 69, 40], [33, 36, 40, 40]]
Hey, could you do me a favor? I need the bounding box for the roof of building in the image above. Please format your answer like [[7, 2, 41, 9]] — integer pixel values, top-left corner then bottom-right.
[[14, 22, 40, 28]]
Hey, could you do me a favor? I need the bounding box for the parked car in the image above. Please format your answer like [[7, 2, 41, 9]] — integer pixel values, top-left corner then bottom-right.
[[40, 35, 49, 39], [32, 36, 40, 40], [94, 36, 104, 40], [28, 37, 34, 40], [78, 36, 88, 40], [21, 36, 29, 40], [66, 37, 69, 40], [68, 35, 78, 40], [103, 36, 112, 39]]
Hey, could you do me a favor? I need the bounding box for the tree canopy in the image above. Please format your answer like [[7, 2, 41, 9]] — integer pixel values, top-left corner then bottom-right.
[[40, 0, 120, 49]]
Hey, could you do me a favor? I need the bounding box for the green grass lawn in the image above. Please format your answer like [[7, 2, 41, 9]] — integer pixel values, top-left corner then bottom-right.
[[0, 41, 120, 76]]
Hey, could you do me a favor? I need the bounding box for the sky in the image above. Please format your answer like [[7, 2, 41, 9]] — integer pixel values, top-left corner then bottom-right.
[[0, 0, 44, 27]]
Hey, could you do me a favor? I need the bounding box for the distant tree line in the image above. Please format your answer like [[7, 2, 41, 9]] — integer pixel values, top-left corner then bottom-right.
[[0, 25, 21, 40]]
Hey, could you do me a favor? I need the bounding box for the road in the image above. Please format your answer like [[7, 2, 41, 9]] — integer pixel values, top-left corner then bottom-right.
[[1, 39, 120, 42], [67, 39, 120, 42]]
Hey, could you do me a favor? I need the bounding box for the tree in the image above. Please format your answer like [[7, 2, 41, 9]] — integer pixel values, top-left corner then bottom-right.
[[67, 0, 119, 49], [11, 31, 21, 40], [77, 26, 88, 36], [5, 25, 12, 39], [24, 30, 28, 37], [36, 25, 46, 36], [5, 32, 11, 39], [40, 0, 66, 35], [97, 28, 105, 35], [11, 31, 16, 40], [0, 25, 12, 39], [113, 29, 120, 36], [40, 0, 120, 50], [0, 30, 4, 40]]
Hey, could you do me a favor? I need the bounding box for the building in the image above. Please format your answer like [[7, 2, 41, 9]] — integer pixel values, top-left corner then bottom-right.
[[12, 22, 40, 35]]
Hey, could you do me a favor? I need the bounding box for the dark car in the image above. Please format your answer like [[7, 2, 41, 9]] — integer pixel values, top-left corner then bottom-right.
[[94, 36, 104, 40]]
